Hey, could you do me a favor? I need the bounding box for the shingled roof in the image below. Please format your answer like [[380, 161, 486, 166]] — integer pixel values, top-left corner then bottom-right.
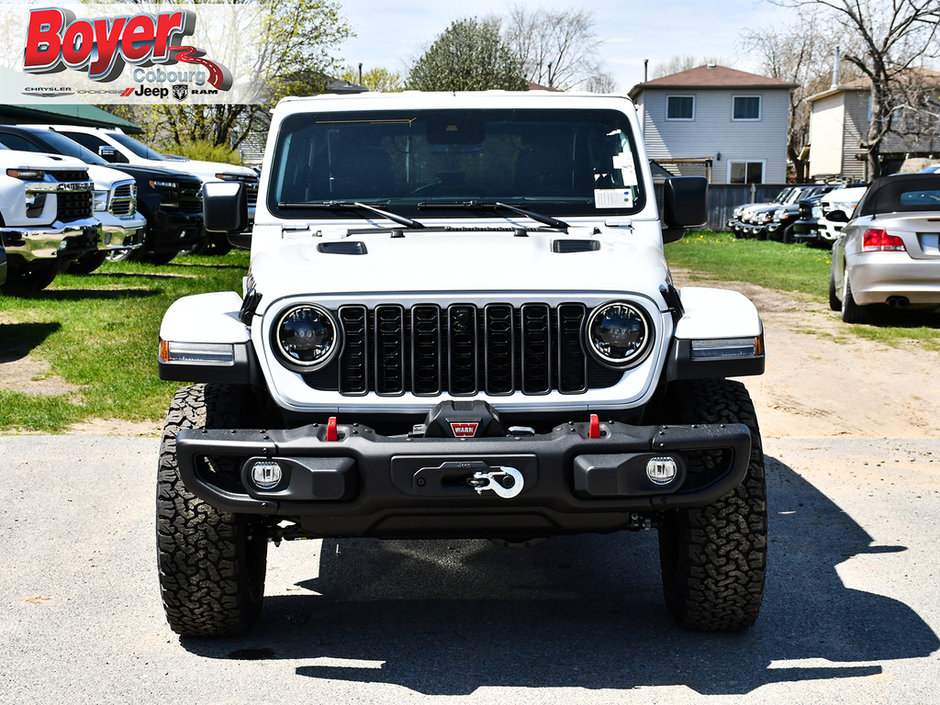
[[628, 65, 796, 99]]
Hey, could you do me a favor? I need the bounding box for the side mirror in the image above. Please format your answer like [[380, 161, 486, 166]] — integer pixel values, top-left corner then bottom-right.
[[203, 181, 248, 234], [98, 146, 127, 163], [824, 209, 849, 223], [662, 176, 708, 243]]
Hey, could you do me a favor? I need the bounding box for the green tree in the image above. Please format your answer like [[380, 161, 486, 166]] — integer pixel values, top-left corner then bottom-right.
[[340, 66, 404, 92], [102, 0, 352, 155], [406, 18, 528, 92]]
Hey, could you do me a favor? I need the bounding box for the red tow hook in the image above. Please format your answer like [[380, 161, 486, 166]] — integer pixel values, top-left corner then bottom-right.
[[589, 414, 601, 439], [326, 416, 338, 442]]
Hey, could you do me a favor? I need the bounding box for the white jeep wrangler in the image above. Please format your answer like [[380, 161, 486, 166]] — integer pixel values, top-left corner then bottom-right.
[[157, 92, 767, 637]]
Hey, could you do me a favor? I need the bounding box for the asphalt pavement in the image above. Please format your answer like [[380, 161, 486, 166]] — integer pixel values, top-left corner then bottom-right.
[[0, 435, 937, 704]]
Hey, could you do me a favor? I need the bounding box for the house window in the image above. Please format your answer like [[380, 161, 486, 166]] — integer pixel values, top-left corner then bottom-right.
[[729, 161, 764, 184], [733, 95, 761, 120], [666, 95, 695, 120]]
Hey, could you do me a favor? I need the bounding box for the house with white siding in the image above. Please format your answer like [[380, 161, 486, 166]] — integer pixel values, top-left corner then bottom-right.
[[807, 69, 940, 181], [628, 65, 795, 184]]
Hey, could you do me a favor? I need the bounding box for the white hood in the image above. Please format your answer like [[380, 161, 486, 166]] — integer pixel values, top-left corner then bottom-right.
[[162, 158, 256, 183], [85, 164, 135, 190], [0, 149, 86, 171], [250, 227, 671, 308]]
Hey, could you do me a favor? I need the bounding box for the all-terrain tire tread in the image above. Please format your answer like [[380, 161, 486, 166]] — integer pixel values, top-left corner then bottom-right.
[[658, 379, 767, 631], [156, 383, 266, 637]]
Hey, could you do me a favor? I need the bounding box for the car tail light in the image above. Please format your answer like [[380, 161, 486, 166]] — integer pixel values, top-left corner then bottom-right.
[[862, 229, 906, 252]]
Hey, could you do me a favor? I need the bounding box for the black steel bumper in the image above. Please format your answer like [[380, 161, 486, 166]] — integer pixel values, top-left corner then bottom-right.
[[792, 219, 820, 243], [148, 209, 204, 253], [175, 419, 752, 537]]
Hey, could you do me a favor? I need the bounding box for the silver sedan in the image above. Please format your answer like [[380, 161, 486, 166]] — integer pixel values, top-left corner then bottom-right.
[[829, 173, 940, 323]]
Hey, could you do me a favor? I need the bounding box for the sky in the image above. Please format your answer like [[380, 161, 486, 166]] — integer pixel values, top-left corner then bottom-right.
[[337, 0, 795, 91]]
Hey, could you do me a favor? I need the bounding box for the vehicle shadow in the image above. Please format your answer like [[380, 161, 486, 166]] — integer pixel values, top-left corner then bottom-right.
[[29, 288, 160, 301], [0, 321, 60, 361], [181, 456, 939, 695], [863, 307, 940, 328]]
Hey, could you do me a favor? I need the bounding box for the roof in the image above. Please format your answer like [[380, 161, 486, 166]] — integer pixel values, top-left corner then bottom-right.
[[808, 67, 940, 103], [1, 103, 141, 133], [628, 65, 796, 99]]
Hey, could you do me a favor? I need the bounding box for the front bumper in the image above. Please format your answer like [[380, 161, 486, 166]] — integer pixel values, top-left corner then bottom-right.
[[98, 211, 146, 252], [792, 219, 819, 241], [175, 419, 751, 537], [0, 218, 101, 262], [148, 209, 204, 253]]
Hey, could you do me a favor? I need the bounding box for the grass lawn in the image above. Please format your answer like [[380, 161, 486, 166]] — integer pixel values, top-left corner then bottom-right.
[[666, 230, 940, 352], [0, 251, 248, 433], [665, 230, 832, 297]]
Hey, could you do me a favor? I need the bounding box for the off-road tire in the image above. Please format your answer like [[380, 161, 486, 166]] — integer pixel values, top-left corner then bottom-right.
[[656, 379, 767, 631], [841, 277, 869, 323], [156, 383, 268, 637], [65, 251, 107, 275]]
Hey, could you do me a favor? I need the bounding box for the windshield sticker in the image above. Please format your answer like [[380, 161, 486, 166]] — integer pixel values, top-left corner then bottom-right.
[[612, 154, 638, 186], [594, 189, 634, 209]]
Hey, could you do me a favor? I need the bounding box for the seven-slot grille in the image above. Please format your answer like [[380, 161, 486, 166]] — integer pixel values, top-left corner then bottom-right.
[[302, 303, 625, 397], [109, 183, 136, 216]]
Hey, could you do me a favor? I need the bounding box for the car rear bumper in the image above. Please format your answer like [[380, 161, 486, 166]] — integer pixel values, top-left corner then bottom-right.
[[849, 254, 940, 305], [174, 418, 752, 537]]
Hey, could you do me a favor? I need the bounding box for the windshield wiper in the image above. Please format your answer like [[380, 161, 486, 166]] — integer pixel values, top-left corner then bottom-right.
[[418, 200, 569, 231], [278, 200, 426, 229]]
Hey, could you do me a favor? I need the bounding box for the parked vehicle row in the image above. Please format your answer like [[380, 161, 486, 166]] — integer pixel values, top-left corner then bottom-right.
[[728, 184, 836, 242], [0, 124, 258, 292]]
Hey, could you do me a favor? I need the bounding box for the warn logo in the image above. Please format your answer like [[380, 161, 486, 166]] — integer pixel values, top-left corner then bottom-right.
[[449, 422, 479, 438]]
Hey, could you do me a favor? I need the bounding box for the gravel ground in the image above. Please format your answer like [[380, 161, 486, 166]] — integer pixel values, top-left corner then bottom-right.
[[0, 435, 936, 705]]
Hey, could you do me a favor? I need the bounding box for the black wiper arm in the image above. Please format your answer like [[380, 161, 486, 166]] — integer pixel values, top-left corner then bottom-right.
[[277, 200, 426, 229], [418, 200, 569, 231]]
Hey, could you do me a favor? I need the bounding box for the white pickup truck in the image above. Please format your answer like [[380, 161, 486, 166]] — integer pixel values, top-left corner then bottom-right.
[[0, 148, 100, 291], [155, 91, 768, 637]]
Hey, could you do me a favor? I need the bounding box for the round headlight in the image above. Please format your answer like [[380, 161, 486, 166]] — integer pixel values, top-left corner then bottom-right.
[[585, 302, 652, 368], [274, 304, 339, 369]]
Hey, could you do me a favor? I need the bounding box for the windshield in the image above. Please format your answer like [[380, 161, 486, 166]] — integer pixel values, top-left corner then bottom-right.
[[268, 108, 645, 219], [109, 132, 167, 160], [30, 129, 108, 166]]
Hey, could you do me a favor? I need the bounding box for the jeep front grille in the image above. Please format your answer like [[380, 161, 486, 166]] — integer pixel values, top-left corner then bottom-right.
[[303, 303, 623, 396]]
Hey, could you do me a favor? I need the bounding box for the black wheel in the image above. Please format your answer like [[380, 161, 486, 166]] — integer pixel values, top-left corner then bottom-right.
[[1, 258, 60, 293], [106, 247, 137, 263], [156, 383, 268, 637], [65, 251, 107, 275], [841, 277, 869, 323], [828, 271, 841, 311], [781, 224, 795, 244], [189, 237, 233, 256], [656, 379, 767, 631], [141, 249, 180, 265]]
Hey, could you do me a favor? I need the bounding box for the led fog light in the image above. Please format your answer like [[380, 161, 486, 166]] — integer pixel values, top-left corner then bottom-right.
[[250, 461, 283, 490], [646, 457, 678, 485]]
